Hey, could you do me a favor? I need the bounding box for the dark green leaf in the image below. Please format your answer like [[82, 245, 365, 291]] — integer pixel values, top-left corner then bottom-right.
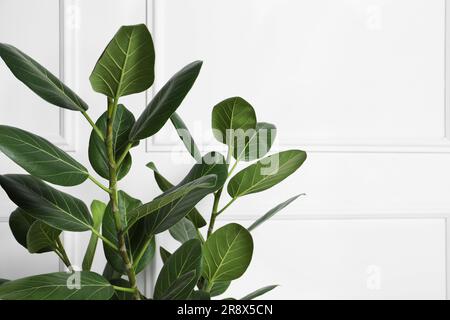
[[159, 247, 171, 264], [190, 290, 211, 300], [169, 218, 198, 243], [110, 278, 133, 300], [0, 43, 88, 111], [0, 271, 114, 300], [102, 262, 122, 281], [248, 194, 304, 232], [9, 207, 35, 249], [0, 279, 9, 286], [0, 174, 92, 231], [82, 200, 107, 271], [129, 61, 203, 141], [0, 125, 88, 186], [241, 285, 278, 300], [88, 104, 136, 181], [154, 239, 202, 300], [170, 112, 201, 161], [233, 122, 276, 161], [210, 281, 231, 297], [26, 220, 61, 253], [211, 97, 257, 148], [228, 150, 307, 198], [90, 24, 155, 98], [203, 223, 253, 283], [146, 162, 206, 228]]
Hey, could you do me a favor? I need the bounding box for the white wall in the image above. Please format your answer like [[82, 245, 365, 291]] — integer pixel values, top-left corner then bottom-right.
[[0, 0, 449, 299]]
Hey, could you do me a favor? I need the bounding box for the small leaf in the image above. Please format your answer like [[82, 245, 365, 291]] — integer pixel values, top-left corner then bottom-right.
[[26, 221, 61, 254], [159, 247, 171, 264], [88, 104, 136, 181], [170, 112, 201, 161], [211, 97, 257, 148], [129, 61, 203, 141], [248, 194, 304, 232], [0, 174, 92, 232], [90, 24, 155, 98], [9, 208, 35, 249], [82, 200, 107, 271], [0, 272, 114, 300], [233, 122, 276, 162], [0, 43, 89, 111], [241, 285, 278, 300], [228, 150, 307, 198], [154, 239, 202, 300], [0, 125, 89, 186], [203, 223, 253, 283], [169, 218, 198, 243], [146, 162, 206, 228]]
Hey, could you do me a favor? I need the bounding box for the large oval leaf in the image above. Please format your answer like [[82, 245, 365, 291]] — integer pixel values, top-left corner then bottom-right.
[[0, 125, 89, 186], [233, 122, 276, 162], [129, 61, 203, 141], [88, 104, 136, 180], [89, 24, 155, 98], [26, 220, 61, 254], [0, 272, 114, 300], [0, 43, 88, 111], [0, 174, 93, 231], [154, 239, 202, 300], [203, 223, 253, 283], [211, 97, 257, 147], [228, 150, 307, 198]]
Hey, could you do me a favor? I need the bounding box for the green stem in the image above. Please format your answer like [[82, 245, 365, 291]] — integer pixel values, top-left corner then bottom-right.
[[116, 143, 133, 168], [207, 190, 222, 238], [106, 97, 140, 300], [113, 285, 136, 293], [82, 111, 104, 142], [216, 197, 237, 216], [90, 227, 118, 251], [132, 235, 153, 269], [88, 175, 111, 194]]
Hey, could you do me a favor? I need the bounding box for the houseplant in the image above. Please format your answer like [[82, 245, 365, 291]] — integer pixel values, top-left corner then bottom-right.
[[0, 24, 306, 300]]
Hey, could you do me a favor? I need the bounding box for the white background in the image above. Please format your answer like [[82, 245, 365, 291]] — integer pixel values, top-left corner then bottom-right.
[[0, 0, 449, 299]]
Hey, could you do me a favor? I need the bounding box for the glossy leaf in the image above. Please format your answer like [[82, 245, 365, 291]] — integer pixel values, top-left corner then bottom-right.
[[210, 281, 231, 297], [0, 125, 88, 186], [203, 223, 253, 283], [169, 218, 198, 243], [102, 262, 122, 281], [146, 162, 206, 228], [211, 97, 257, 148], [170, 112, 201, 161], [129, 61, 203, 141], [241, 285, 278, 300], [125, 174, 217, 232], [159, 247, 171, 264], [154, 239, 202, 300], [9, 208, 35, 249], [82, 200, 107, 271], [0, 43, 88, 111], [248, 194, 304, 232], [90, 24, 155, 98], [26, 221, 61, 254], [228, 150, 307, 198], [0, 272, 114, 300], [0, 174, 92, 231], [88, 104, 136, 180], [233, 122, 276, 161]]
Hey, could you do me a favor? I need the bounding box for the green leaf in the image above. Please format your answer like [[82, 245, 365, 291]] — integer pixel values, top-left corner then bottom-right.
[[159, 247, 171, 264], [82, 200, 107, 271], [146, 162, 206, 228], [0, 43, 89, 111], [210, 281, 231, 297], [170, 112, 201, 161], [0, 174, 93, 231], [211, 97, 257, 148], [102, 262, 122, 281], [248, 194, 304, 232], [110, 278, 134, 300], [0, 125, 89, 186], [241, 285, 278, 300], [129, 61, 203, 141], [203, 223, 253, 283], [26, 221, 61, 254], [9, 207, 35, 249], [88, 104, 136, 180], [228, 150, 307, 198], [125, 174, 217, 232], [233, 122, 276, 162], [0, 279, 9, 286], [190, 290, 211, 300], [89, 24, 155, 98], [0, 271, 114, 300], [154, 239, 202, 300], [169, 218, 198, 243]]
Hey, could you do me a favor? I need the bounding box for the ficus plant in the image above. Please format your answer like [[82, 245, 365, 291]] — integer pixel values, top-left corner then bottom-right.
[[0, 24, 306, 300]]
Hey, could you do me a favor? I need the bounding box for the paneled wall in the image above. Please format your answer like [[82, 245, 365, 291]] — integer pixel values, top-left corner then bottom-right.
[[0, 0, 449, 299]]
